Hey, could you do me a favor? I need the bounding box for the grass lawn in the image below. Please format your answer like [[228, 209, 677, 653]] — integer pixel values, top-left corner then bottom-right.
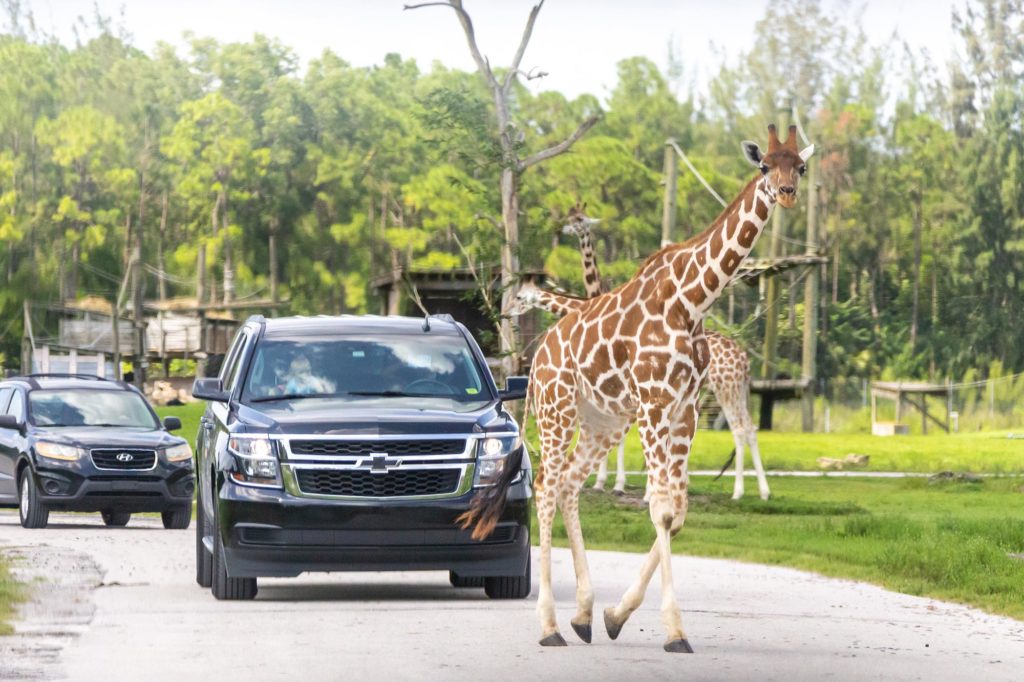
[[155, 401, 205, 445], [539, 475, 1024, 620]]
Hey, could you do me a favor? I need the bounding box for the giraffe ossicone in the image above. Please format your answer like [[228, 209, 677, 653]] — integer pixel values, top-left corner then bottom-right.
[[461, 124, 812, 652]]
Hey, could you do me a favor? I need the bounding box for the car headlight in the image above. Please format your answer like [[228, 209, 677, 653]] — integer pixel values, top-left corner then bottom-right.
[[227, 436, 281, 488], [474, 435, 521, 487], [164, 442, 193, 463], [35, 441, 86, 461]]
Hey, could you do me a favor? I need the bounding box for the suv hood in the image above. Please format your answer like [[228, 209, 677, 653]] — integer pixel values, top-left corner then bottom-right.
[[31, 427, 181, 449], [234, 402, 513, 436]]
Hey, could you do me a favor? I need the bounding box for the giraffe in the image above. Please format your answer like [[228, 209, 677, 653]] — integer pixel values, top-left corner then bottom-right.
[[520, 219, 770, 499], [560, 203, 628, 494], [464, 124, 812, 652]]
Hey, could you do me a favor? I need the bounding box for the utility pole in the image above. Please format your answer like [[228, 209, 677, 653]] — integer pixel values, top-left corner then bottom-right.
[[761, 106, 789, 381], [800, 157, 819, 432], [661, 138, 679, 246], [131, 214, 146, 389]]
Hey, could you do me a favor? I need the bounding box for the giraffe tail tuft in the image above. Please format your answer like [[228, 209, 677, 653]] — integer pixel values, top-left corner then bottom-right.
[[456, 444, 525, 540], [712, 449, 736, 481]]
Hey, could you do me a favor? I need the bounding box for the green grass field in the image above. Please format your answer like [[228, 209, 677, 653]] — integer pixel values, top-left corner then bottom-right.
[[541, 475, 1024, 620], [0, 555, 22, 636]]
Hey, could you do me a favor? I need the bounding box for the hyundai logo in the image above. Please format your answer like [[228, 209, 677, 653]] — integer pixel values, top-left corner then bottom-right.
[[116, 452, 135, 463]]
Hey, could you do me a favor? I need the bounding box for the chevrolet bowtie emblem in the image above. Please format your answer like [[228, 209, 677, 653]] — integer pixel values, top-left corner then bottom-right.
[[368, 452, 402, 474]]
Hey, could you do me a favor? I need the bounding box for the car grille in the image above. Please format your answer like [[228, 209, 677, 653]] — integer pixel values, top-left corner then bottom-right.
[[289, 439, 467, 457], [295, 468, 461, 497], [90, 449, 157, 470]]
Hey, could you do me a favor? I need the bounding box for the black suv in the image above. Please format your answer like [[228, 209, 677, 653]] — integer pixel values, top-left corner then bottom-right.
[[0, 374, 195, 529], [192, 314, 532, 600]]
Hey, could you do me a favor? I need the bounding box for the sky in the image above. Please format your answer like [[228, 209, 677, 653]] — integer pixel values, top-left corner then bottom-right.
[[31, 0, 960, 101]]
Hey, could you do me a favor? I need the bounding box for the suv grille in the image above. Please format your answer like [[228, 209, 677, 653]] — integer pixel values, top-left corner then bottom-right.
[[289, 439, 467, 457], [91, 449, 156, 470], [296, 468, 461, 497]]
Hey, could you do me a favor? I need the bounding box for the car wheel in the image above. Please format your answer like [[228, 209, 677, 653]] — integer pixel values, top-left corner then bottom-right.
[[449, 571, 485, 588], [101, 510, 131, 527], [484, 554, 531, 600], [161, 506, 192, 530], [18, 469, 49, 529], [195, 496, 213, 588], [211, 499, 257, 600]]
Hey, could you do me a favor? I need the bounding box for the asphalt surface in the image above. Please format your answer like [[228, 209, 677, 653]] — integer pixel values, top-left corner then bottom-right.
[[1, 510, 1023, 681]]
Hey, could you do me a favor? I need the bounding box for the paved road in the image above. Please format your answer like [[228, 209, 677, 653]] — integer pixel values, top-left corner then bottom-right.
[[2, 510, 1023, 681]]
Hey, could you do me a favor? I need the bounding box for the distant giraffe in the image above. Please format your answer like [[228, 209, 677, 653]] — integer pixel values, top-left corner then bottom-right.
[[519, 211, 771, 500], [466, 125, 812, 651]]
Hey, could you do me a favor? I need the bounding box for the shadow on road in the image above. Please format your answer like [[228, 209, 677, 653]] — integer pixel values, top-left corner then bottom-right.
[[255, 581, 511, 603]]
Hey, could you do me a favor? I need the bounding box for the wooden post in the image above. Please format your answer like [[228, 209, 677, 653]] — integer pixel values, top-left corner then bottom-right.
[[661, 138, 678, 247], [800, 158, 819, 432], [761, 211, 783, 379], [870, 387, 877, 430]]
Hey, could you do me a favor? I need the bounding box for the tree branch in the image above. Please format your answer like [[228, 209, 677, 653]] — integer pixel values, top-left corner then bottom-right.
[[405, 0, 500, 94], [502, 1, 545, 92], [519, 114, 602, 171]]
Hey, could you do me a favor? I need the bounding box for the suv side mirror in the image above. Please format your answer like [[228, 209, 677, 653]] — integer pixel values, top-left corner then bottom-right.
[[193, 378, 229, 402], [498, 376, 528, 402], [163, 416, 182, 431], [0, 414, 24, 433]]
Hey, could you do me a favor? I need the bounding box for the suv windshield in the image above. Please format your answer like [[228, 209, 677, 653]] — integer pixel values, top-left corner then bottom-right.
[[242, 334, 492, 405], [29, 389, 159, 428]]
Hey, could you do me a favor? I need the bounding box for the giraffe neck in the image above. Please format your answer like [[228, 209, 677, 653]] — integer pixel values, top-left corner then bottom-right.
[[575, 230, 604, 298], [665, 174, 775, 319]]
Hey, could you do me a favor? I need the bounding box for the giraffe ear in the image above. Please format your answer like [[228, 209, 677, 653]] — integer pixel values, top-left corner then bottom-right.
[[741, 141, 763, 166], [799, 144, 815, 162]]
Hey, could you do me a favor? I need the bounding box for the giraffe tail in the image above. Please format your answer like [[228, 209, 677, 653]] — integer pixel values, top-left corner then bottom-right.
[[456, 377, 533, 541], [712, 449, 736, 481]]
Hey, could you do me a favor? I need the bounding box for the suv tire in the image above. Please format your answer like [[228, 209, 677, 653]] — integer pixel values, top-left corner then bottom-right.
[[18, 469, 49, 529], [161, 506, 192, 530], [211, 500, 257, 600], [484, 554, 531, 599], [195, 495, 213, 588], [101, 510, 131, 527], [449, 571, 485, 588]]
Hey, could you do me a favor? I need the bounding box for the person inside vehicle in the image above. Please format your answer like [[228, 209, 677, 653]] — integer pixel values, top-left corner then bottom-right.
[[283, 354, 334, 395]]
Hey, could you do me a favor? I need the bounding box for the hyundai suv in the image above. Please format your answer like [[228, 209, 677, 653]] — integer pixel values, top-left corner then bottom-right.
[[192, 314, 532, 600], [0, 374, 195, 529]]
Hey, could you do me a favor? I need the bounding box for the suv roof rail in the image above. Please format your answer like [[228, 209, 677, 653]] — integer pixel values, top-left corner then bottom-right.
[[21, 373, 111, 381], [428, 313, 456, 323]]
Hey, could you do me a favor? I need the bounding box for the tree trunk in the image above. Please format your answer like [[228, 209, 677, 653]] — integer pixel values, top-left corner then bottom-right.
[[269, 225, 278, 304], [221, 187, 233, 304], [196, 242, 206, 305], [499, 167, 520, 376], [910, 190, 922, 350], [157, 192, 168, 301]]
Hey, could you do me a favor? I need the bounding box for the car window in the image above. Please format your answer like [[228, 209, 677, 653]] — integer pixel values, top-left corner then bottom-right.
[[223, 330, 252, 392], [0, 387, 12, 414], [7, 391, 25, 422], [28, 389, 158, 428]]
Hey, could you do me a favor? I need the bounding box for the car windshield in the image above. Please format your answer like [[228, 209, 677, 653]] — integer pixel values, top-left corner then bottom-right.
[[29, 389, 159, 428], [242, 333, 492, 406]]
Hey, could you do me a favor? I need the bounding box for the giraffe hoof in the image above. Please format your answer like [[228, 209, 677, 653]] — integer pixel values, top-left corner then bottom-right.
[[664, 638, 694, 654], [571, 621, 592, 643], [603, 608, 624, 641], [611, 488, 626, 496], [539, 632, 568, 647]]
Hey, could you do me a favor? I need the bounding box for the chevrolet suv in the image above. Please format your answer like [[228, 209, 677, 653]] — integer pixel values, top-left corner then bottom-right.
[[0, 374, 195, 529], [192, 314, 532, 600]]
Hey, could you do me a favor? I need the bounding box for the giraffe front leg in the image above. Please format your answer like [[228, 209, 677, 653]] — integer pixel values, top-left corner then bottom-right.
[[649, 489, 692, 652], [612, 440, 627, 495], [535, 484, 566, 647]]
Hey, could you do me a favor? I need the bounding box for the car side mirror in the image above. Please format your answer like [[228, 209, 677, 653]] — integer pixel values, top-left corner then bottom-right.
[[498, 376, 528, 402], [192, 378, 229, 402], [163, 416, 182, 431], [0, 414, 24, 433]]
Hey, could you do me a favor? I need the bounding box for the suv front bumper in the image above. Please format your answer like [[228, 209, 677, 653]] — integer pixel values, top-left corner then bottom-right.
[[217, 477, 531, 578]]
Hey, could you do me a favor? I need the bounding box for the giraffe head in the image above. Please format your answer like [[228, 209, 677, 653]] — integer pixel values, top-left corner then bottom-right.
[[741, 124, 815, 209], [562, 201, 600, 238], [508, 281, 542, 316]]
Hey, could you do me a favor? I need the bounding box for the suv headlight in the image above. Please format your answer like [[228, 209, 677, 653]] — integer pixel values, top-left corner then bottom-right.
[[474, 435, 522, 487], [227, 436, 281, 488], [163, 442, 193, 463], [35, 441, 86, 461]]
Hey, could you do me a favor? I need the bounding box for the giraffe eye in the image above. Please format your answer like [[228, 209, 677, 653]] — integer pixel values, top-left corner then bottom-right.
[[798, 165, 806, 176], [759, 164, 769, 175]]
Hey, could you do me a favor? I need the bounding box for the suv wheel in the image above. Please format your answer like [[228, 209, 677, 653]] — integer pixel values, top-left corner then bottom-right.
[[161, 506, 192, 530], [101, 510, 131, 527], [195, 496, 213, 588], [484, 554, 532, 600], [18, 469, 49, 529], [211, 501, 257, 600], [449, 572, 485, 588]]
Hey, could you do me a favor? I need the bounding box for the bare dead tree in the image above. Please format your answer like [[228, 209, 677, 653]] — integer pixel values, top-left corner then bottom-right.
[[405, 0, 601, 375]]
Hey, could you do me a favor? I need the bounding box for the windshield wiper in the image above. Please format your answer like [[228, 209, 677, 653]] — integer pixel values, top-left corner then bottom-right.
[[346, 390, 446, 398], [249, 392, 341, 403]]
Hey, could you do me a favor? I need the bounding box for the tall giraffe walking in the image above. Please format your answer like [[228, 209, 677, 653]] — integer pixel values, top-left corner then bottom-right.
[[518, 213, 771, 500], [465, 125, 811, 652]]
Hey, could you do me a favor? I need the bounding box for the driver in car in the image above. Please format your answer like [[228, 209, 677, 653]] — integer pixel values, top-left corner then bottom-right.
[[284, 354, 334, 395]]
